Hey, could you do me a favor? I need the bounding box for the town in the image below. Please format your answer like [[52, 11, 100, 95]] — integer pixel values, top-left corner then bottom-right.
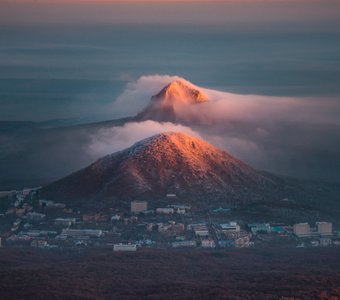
[[0, 187, 339, 252]]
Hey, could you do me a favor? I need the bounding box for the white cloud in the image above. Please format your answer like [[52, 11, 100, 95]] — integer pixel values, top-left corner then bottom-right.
[[94, 74, 340, 179], [112, 74, 340, 125], [87, 120, 200, 157]]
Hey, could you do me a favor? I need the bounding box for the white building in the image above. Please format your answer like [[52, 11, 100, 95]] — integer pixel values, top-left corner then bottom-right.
[[111, 214, 121, 221], [156, 208, 174, 214], [62, 229, 103, 238], [220, 222, 240, 233], [177, 208, 186, 214], [55, 218, 76, 227], [319, 237, 332, 247], [113, 243, 137, 251], [26, 212, 46, 222], [166, 194, 176, 198]]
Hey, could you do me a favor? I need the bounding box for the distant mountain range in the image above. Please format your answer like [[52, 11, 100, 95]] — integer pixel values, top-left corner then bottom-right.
[[2, 80, 340, 219]]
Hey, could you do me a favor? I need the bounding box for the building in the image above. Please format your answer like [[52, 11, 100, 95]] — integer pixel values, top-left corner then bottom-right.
[[147, 223, 156, 231], [169, 204, 191, 210], [156, 208, 174, 214], [271, 226, 285, 234], [188, 223, 210, 237], [218, 240, 234, 248], [248, 223, 271, 235], [22, 188, 32, 196], [111, 214, 121, 221], [172, 240, 196, 248], [220, 222, 240, 233], [30, 240, 48, 248], [131, 201, 148, 214], [39, 200, 66, 209], [201, 239, 216, 248], [15, 208, 26, 217], [166, 194, 176, 198], [311, 240, 319, 247], [83, 213, 108, 223], [234, 235, 252, 248], [168, 205, 190, 214], [158, 222, 185, 234], [55, 218, 76, 227], [212, 207, 231, 213], [333, 240, 340, 247], [319, 237, 332, 247], [176, 208, 186, 214], [62, 229, 103, 238], [293, 223, 311, 237], [26, 212, 46, 222], [113, 244, 137, 251], [26, 230, 57, 237], [316, 222, 332, 235], [51, 203, 66, 209]]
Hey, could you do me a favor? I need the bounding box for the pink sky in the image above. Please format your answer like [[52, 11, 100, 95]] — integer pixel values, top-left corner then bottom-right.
[[1, 0, 339, 28]]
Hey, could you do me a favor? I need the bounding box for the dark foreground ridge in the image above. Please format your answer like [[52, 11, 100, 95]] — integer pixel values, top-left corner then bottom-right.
[[0, 247, 340, 300]]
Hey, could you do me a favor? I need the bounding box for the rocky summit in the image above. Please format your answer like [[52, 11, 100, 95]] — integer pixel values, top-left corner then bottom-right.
[[136, 80, 208, 122]]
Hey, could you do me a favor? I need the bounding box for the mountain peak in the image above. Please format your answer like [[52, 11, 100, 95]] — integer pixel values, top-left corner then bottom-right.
[[41, 131, 278, 208], [136, 79, 208, 122], [151, 80, 208, 104], [129, 131, 214, 157], [139, 131, 211, 151]]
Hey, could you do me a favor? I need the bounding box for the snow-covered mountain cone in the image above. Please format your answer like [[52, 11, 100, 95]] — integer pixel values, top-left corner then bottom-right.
[[135, 80, 208, 122], [41, 132, 285, 208]]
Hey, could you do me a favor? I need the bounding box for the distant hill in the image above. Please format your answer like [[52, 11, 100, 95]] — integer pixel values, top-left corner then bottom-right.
[[40, 132, 288, 209]]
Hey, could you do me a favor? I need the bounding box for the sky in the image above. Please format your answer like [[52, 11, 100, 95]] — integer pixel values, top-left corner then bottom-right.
[[1, 1, 340, 27], [1, 0, 340, 121]]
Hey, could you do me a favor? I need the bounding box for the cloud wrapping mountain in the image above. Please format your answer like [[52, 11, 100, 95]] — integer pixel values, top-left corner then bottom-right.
[[107, 75, 340, 180], [1, 74, 339, 190], [87, 120, 200, 158]]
